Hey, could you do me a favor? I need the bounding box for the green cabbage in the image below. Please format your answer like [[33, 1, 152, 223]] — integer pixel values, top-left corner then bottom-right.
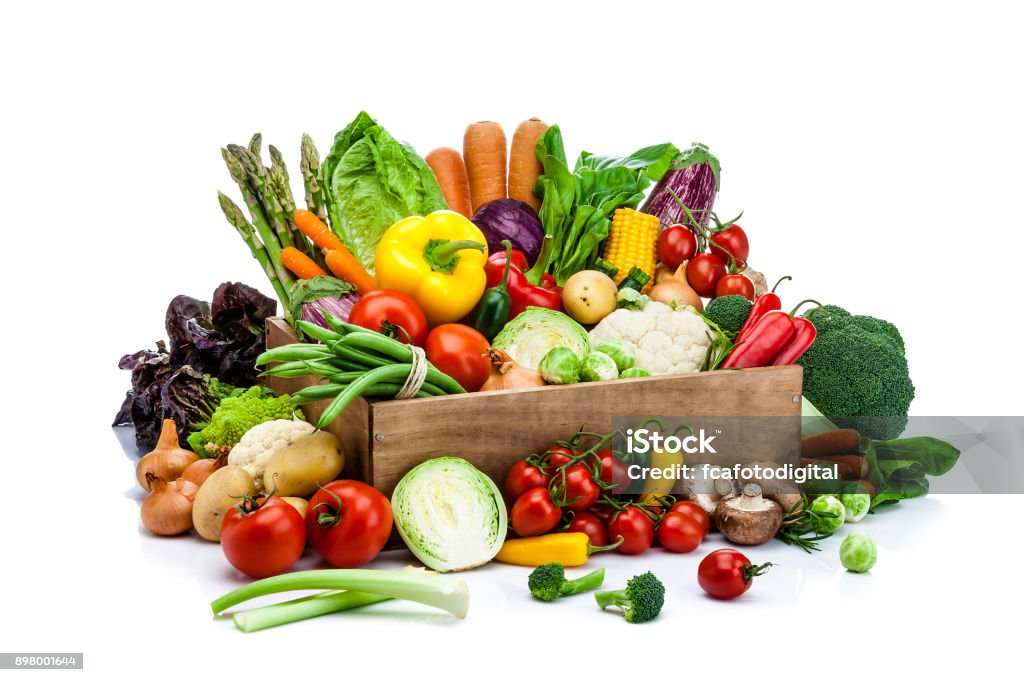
[[492, 307, 591, 370], [391, 457, 507, 573]]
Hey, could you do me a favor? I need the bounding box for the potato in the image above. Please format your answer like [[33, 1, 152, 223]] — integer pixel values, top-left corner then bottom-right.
[[562, 270, 618, 324], [263, 431, 344, 498], [280, 496, 309, 519], [192, 465, 255, 542]]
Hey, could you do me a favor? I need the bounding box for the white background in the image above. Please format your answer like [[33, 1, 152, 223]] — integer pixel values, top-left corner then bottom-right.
[[2, 0, 1022, 679]]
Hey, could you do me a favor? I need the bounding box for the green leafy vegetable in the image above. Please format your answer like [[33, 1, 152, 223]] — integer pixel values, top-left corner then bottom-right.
[[492, 307, 591, 370]]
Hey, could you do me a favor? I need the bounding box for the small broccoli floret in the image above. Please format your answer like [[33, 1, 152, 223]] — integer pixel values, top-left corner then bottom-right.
[[704, 295, 754, 335], [186, 385, 295, 454], [798, 306, 914, 440], [594, 571, 665, 623], [528, 563, 606, 602]]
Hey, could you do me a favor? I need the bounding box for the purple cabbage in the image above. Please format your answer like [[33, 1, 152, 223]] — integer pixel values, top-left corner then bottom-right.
[[302, 294, 359, 329], [287, 275, 359, 332], [471, 198, 544, 265], [640, 143, 720, 231]]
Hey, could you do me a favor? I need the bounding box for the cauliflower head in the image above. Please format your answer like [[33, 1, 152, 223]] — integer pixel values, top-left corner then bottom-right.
[[589, 301, 710, 375], [227, 418, 315, 492]]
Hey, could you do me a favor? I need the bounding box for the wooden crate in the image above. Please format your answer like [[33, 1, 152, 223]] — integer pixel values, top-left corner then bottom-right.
[[266, 318, 803, 499]]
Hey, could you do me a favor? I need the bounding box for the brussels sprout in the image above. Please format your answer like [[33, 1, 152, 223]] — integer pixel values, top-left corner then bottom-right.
[[620, 367, 651, 378], [580, 351, 619, 382], [809, 495, 845, 533], [492, 308, 590, 370], [839, 493, 870, 522], [596, 339, 636, 373], [840, 533, 877, 573], [538, 347, 581, 385]]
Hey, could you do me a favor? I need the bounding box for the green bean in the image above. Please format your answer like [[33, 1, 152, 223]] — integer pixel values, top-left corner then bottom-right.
[[255, 345, 334, 366], [261, 359, 341, 378], [297, 321, 343, 343], [339, 332, 465, 394], [317, 365, 418, 428], [289, 383, 347, 405], [327, 340, 390, 369]]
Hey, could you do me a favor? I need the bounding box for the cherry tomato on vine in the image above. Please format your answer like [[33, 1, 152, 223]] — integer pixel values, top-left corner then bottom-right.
[[715, 273, 755, 301], [552, 464, 601, 512], [511, 487, 561, 536], [597, 449, 628, 493], [687, 252, 726, 298], [505, 460, 550, 501], [657, 512, 704, 553], [349, 290, 428, 347], [709, 225, 750, 270], [590, 501, 617, 523], [221, 496, 306, 578], [607, 507, 655, 555], [306, 480, 393, 568], [697, 549, 772, 600], [658, 224, 700, 268], [424, 324, 490, 392], [567, 511, 609, 547], [669, 500, 711, 537], [540, 445, 574, 471]]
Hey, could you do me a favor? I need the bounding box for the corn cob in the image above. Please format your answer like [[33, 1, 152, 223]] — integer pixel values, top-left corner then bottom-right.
[[602, 208, 659, 292]]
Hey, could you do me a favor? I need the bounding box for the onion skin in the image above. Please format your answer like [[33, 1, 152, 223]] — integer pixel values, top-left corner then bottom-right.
[[480, 349, 544, 392], [141, 475, 198, 536], [648, 262, 703, 312], [180, 454, 227, 488], [136, 419, 199, 491]]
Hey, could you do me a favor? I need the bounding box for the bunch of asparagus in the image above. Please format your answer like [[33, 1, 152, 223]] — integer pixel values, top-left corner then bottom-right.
[[217, 133, 329, 311]]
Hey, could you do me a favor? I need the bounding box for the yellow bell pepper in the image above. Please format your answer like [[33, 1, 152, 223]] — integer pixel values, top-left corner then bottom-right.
[[639, 446, 684, 509], [374, 210, 488, 325], [495, 532, 618, 567]]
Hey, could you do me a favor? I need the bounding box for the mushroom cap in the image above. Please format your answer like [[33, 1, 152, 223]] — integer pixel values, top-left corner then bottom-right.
[[714, 484, 783, 545]]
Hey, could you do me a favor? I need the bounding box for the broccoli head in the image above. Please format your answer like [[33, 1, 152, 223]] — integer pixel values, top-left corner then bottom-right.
[[528, 563, 606, 602], [798, 306, 914, 440], [186, 385, 295, 454], [704, 295, 754, 336], [594, 571, 665, 623]]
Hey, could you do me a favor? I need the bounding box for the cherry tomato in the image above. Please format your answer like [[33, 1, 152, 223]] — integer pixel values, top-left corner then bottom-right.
[[709, 225, 750, 269], [590, 501, 617, 523], [686, 252, 726, 298], [715, 273, 755, 301], [306, 481, 392, 568], [657, 224, 700, 268], [657, 512, 704, 553], [552, 464, 600, 512], [540, 445, 574, 471], [511, 487, 561, 537], [607, 507, 655, 555], [697, 549, 772, 600], [597, 449, 628, 494], [221, 496, 306, 578], [505, 460, 550, 501], [567, 511, 609, 547], [668, 500, 711, 537], [424, 324, 491, 392], [348, 290, 428, 347]]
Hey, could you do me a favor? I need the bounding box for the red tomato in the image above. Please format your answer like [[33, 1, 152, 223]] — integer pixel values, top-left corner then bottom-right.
[[657, 224, 699, 269], [511, 487, 561, 537], [552, 464, 600, 512], [306, 481, 392, 568], [567, 511, 609, 547], [715, 273, 755, 301], [424, 324, 491, 392], [505, 460, 551, 501], [597, 449, 628, 494], [657, 512, 704, 553], [709, 225, 749, 269], [540, 445, 574, 471], [698, 549, 772, 600], [668, 500, 711, 537], [590, 501, 617, 523], [686, 253, 726, 298], [348, 290, 428, 347], [221, 496, 306, 578], [607, 507, 655, 555]]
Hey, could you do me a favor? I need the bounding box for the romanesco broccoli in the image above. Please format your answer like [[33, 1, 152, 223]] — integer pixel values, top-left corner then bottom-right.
[[186, 386, 295, 455]]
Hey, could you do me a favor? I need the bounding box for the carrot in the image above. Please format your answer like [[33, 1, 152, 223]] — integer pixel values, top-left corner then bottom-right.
[[853, 479, 876, 495], [801, 429, 862, 458], [294, 209, 346, 251], [801, 458, 855, 481], [281, 247, 328, 280], [508, 118, 548, 212], [463, 121, 507, 212], [426, 148, 473, 218], [325, 249, 377, 296], [801, 453, 867, 480]]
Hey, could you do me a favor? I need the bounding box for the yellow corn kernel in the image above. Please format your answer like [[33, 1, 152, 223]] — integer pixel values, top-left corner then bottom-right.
[[602, 208, 659, 291]]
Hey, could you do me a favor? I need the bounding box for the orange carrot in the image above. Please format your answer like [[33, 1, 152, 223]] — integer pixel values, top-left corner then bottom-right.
[[281, 246, 329, 280], [463, 121, 507, 213], [294, 209, 346, 251], [508, 118, 548, 212], [426, 147, 473, 218], [325, 249, 377, 296]]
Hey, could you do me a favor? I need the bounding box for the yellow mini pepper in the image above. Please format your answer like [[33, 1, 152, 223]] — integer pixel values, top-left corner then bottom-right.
[[374, 210, 488, 325], [495, 532, 620, 567]]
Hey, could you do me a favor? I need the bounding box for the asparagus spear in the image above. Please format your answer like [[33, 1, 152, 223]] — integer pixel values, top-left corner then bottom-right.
[[270, 144, 325, 268], [228, 144, 295, 251], [218, 191, 291, 311], [300, 133, 329, 224], [220, 147, 293, 288], [248, 132, 262, 160]]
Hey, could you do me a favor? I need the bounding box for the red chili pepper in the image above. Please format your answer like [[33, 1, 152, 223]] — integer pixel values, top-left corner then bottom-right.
[[736, 275, 791, 344], [723, 311, 796, 369], [483, 235, 563, 318], [771, 317, 817, 365]]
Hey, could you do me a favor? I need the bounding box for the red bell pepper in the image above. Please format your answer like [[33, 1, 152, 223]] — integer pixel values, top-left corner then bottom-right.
[[723, 311, 796, 369], [771, 317, 816, 365], [736, 275, 791, 344], [484, 235, 562, 318]]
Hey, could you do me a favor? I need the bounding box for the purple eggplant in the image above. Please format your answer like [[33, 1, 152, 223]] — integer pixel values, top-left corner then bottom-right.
[[640, 142, 720, 230]]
